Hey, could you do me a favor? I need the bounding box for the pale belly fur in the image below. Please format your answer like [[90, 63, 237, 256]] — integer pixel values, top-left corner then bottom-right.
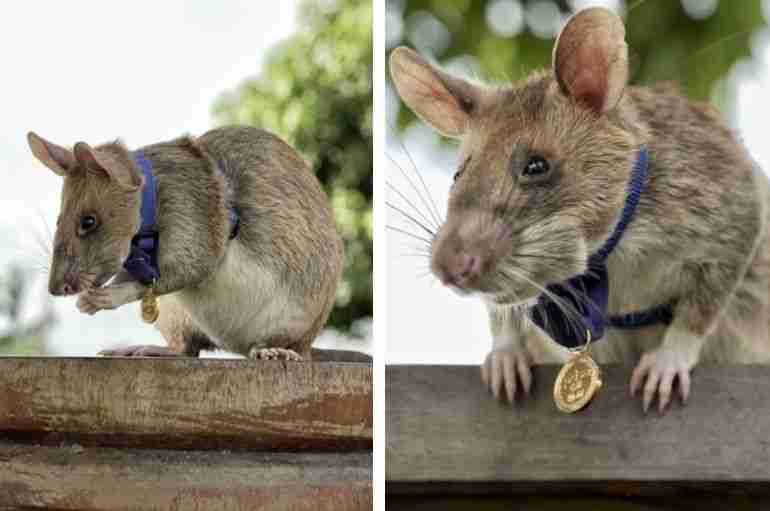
[[173, 241, 312, 355]]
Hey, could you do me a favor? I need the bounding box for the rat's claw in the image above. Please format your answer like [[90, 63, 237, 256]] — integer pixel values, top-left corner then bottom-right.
[[657, 371, 675, 415], [490, 354, 504, 400], [249, 347, 303, 361], [629, 359, 648, 397], [481, 347, 532, 404], [642, 369, 660, 414], [518, 357, 532, 395], [631, 348, 695, 415], [503, 355, 516, 403], [678, 370, 691, 404]]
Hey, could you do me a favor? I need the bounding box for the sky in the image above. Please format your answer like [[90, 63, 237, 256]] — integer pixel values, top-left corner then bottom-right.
[[0, 1, 350, 356], [386, 4, 770, 364]]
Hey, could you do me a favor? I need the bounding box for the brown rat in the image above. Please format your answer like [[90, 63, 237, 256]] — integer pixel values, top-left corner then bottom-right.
[[28, 125, 348, 361], [389, 7, 770, 413]]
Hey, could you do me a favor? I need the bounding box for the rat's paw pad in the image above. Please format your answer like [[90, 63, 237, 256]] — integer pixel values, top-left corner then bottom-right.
[[480, 347, 532, 404], [249, 347, 303, 361], [630, 349, 693, 415]]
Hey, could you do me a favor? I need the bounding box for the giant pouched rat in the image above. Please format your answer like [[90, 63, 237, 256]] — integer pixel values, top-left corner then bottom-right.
[[27, 125, 367, 362], [389, 7, 770, 413]]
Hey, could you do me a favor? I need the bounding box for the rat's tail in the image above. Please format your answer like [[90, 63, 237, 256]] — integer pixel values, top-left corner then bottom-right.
[[310, 348, 372, 363]]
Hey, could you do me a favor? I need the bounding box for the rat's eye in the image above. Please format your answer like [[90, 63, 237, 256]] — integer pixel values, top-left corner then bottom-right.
[[78, 215, 98, 236], [523, 155, 551, 177], [453, 157, 471, 183]]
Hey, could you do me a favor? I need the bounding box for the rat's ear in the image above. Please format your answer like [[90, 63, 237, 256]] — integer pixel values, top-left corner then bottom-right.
[[389, 47, 479, 137], [27, 132, 77, 176], [553, 7, 628, 113], [73, 142, 141, 190]]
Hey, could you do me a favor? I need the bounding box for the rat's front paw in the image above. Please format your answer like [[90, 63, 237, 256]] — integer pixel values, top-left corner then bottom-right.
[[76, 292, 100, 315], [77, 288, 118, 315], [249, 347, 303, 361], [76, 282, 145, 315], [481, 346, 532, 403], [630, 347, 695, 414]]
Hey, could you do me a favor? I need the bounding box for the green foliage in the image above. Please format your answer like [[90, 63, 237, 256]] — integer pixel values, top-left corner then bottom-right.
[[214, 0, 372, 334], [390, 0, 766, 129]]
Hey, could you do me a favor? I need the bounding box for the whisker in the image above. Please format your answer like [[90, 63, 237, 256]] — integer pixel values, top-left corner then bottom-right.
[[508, 252, 574, 263], [387, 152, 443, 230], [387, 225, 432, 246], [501, 265, 587, 341], [387, 201, 436, 238], [387, 182, 439, 232], [385, 181, 440, 231], [391, 135, 443, 225]]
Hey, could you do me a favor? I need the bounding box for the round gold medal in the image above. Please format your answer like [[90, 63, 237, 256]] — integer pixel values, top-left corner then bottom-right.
[[141, 288, 160, 324], [553, 351, 602, 413]]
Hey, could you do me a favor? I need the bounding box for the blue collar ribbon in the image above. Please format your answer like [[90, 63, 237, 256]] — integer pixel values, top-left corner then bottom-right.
[[528, 148, 674, 349], [123, 151, 240, 286]]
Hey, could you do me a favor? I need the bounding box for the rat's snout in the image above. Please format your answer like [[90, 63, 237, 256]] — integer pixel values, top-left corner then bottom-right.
[[434, 249, 483, 288], [48, 246, 83, 297], [431, 212, 510, 291], [431, 225, 488, 289]]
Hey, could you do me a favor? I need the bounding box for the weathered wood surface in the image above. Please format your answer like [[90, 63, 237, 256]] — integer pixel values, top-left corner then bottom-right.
[[0, 441, 372, 510], [386, 495, 768, 511], [387, 365, 770, 497], [0, 358, 372, 451]]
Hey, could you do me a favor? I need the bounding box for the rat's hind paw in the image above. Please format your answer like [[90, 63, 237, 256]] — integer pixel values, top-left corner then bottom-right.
[[630, 348, 693, 415], [481, 346, 533, 404], [249, 347, 303, 361], [99, 345, 181, 357]]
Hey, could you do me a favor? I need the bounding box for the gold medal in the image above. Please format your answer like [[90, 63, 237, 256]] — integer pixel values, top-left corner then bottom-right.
[[553, 332, 602, 413], [141, 285, 160, 324]]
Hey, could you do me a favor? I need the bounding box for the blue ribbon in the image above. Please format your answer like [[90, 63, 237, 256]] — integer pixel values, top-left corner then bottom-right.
[[123, 151, 160, 285], [528, 148, 674, 348], [123, 152, 240, 286]]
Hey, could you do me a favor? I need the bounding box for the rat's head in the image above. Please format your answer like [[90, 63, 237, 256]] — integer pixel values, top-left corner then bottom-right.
[[390, 8, 644, 306], [27, 132, 142, 297]]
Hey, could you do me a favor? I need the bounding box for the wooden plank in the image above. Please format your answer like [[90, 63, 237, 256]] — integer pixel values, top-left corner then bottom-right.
[[0, 358, 371, 451], [0, 441, 371, 510], [386, 496, 768, 511], [387, 365, 770, 497]]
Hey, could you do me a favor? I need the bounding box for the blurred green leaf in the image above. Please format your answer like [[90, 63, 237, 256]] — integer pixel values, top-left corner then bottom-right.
[[390, 0, 767, 131]]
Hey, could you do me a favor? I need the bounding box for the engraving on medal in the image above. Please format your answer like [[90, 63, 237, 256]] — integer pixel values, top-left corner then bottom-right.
[[553, 352, 602, 413], [141, 287, 159, 324]]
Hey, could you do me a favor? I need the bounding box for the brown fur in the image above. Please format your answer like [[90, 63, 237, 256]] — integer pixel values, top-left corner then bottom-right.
[[390, 8, 770, 411], [28, 126, 344, 359]]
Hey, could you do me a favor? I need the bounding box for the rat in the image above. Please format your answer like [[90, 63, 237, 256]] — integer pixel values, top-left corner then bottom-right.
[[389, 7, 770, 413], [26, 125, 367, 362]]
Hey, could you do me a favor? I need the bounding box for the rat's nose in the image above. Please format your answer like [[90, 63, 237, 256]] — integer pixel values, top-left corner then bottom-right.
[[435, 251, 482, 288]]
